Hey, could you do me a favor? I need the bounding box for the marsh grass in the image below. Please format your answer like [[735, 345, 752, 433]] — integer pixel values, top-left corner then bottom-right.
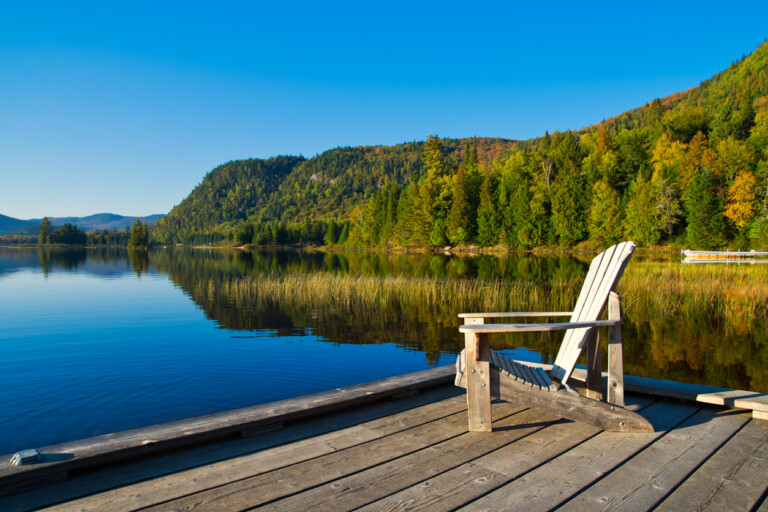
[[619, 260, 768, 327], [199, 272, 582, 322], [198, 259, 768, 331]]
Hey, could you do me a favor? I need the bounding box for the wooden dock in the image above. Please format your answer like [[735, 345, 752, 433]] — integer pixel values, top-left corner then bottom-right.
[[2, 366, 768, 511]]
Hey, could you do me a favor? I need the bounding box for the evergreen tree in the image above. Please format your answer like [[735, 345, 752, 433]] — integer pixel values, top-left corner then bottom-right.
[[623, 177, 662, 246], [395, 182, 418, 245], [235, 222, 255, 245], [337, 222, 350, 245], [324, 220, 338, 245], [38, 217, 52, 245], [446, 163, 473, 244], [685, 170, 727, 249], [52, 223, 87, 245], [128, 219, 150, 248], [476, 173, 498, 246], [588, 181, 622, 245], [551, 168, 587, 245]]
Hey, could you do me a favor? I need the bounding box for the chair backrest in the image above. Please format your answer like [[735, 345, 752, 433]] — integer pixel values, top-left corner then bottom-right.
[[550, 241, 636, 385]]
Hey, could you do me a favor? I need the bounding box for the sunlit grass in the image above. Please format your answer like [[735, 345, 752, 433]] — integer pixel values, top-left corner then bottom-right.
[[199, 272, 582, 320], [619, 260, 768, 325], [196, 259, 768, 331]]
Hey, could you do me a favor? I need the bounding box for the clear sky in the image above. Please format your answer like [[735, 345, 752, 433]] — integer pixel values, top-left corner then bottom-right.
[[1, 1, 767, 219]]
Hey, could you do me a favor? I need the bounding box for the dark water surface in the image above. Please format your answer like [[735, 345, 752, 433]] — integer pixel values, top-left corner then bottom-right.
[[1, 247, 765, 455]]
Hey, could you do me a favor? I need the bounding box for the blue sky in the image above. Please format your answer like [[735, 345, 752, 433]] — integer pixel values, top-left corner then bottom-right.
[[1, 1, 767, 219]]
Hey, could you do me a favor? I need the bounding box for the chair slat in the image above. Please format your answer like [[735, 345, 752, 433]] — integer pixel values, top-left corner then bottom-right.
[[551, 242, 635, 384], [553, 246, 613, 371]]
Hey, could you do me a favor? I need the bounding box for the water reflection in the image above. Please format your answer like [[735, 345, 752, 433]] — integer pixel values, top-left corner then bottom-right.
[[1, 246, 766, 392]]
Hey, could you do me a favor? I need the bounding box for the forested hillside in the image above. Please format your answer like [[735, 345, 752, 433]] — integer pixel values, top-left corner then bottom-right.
[[156, 41, 768, 250], [153, 156, 305, 244]]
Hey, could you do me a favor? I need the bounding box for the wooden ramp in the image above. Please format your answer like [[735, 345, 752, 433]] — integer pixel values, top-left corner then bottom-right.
[[2, 374, 767, 511]]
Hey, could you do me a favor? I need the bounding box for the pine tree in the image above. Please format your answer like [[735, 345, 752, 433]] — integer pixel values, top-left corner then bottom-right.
[[476, 173, 498, 246], [623, 177, 662, 246], [588, 181, 622, 245], [551, 168, 587, 245], [685, 170, 726, 249], [129, 219, 150, 248], [38, 217, 52, 245], [324, 220, 338, 245], [446, 164, 472, 244]]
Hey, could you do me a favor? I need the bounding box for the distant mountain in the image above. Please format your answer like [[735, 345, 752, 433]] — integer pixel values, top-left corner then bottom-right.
[[0, 213, 165, 235], [0, 214, 37, 235]]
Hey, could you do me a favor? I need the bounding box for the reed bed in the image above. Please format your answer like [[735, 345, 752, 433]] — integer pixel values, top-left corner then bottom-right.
[[199, 272, 583, 320], [196, 259, 768, 330], [619, 260, 768, 324]]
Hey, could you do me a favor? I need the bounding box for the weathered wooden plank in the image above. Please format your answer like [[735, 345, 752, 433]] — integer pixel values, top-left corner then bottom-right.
[[1, 387, 464, 511], [465, 332, 492, 432], [518, 362, 543, 390], [555, 242, 634, 384], [498, 353, 516, 380], [492, 367, 653, 432], [555, 244, 611, 365], [620, 375, 768, 414], [509, 361, 529, 384], [459, 319, 620, 334], [459, 312, 572, 318], [37, 398, 487, 512], [655, 418, 768, 512], [0, 366, 455, 494], [459, 398, 699, 512], [558, 406, 751, 512], [250, 407, 562, 512], [358, 395, 656, 512], [607, 292, 624, 406], [585, 328, 602, 400], [492, 358, 768, 417], [137, 401, 528, 512], [534, 367, 556, 392]]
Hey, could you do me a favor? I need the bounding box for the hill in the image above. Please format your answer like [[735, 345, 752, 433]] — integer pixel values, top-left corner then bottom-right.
[[155, 41, 768, 250], [152, 139, 517, 244], [0, 214, 36, 236], [0, 213, 165, 236]]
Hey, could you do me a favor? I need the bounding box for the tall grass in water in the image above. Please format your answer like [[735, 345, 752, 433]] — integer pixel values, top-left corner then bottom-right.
[[199, 273, 582, 322], [198, 260, 768, 328], [619, 260, 768, 327]]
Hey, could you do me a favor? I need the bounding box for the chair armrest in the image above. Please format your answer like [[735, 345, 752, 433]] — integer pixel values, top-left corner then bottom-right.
[[458, 312, 573, 319], [459, 319, 620, 334]]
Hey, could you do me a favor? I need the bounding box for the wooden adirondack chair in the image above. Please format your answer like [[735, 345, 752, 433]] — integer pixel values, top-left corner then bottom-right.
[[455, 241, 653, 433]]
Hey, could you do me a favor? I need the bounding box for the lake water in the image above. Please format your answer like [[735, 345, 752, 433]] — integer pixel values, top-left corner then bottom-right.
[[1, 247, 765, 455]]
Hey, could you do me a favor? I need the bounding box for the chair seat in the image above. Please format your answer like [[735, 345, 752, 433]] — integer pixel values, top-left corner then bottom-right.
[[489, 350, 558, 391]]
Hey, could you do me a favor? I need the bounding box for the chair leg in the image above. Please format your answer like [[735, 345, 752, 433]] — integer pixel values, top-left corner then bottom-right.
[[585, 328, 603, 400], [465, 331, 492, 432], [608, 292, 625, 406]]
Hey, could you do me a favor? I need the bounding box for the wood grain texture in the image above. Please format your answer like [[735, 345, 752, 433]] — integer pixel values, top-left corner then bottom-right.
[[466, 332, 492, 432], [655, 418, 768, 512], [607, 292, 624, 406], [555, 242, 635, 384], [459, 319, 620, 334], [136, 402, 527, 512], [459, 312, 572, 318], [492, 367, 653, 432], [364, 398, 662, 512], [251, 407, 562, 512], [585, 328, 602, 400], [0, 366, 455, 494], [558, 406, 751, 512], [459, 398, 698, 512]]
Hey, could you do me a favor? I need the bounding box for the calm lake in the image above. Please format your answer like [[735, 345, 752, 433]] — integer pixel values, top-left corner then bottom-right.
[[1, 246, 766, 455]]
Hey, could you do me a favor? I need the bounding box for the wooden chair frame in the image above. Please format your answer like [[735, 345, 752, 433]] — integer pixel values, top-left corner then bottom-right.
[[456, 242, 652, 433]]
